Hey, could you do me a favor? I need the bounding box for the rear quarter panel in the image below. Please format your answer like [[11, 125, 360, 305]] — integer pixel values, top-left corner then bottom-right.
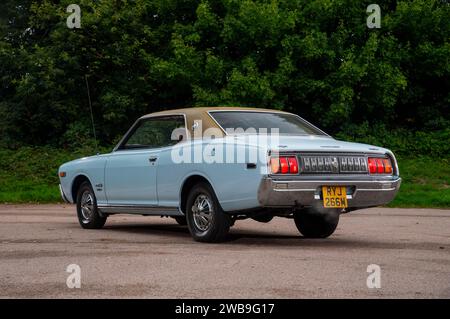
[[157, 139, 267, 211]]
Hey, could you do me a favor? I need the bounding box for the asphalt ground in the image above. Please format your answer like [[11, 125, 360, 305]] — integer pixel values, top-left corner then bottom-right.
[[0, 204, 449, 298]]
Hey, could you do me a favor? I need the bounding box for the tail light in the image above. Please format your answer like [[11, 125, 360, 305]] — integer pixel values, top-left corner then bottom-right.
[[270, 156, 299, 174], [368, 157, 393, 175], [270, 158, 280, 174], [376, 158, 384, 173], [279, 157, 289, 174], [368, 158, 377, 174], [288, 157, 299, 174], [383, 159, 393, 174]]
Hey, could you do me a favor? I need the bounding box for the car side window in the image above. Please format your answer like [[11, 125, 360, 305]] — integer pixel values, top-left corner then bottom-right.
[[120, 116, 185, 150]]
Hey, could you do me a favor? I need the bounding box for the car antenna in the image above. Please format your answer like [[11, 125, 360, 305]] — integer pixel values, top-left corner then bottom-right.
[[84, 74, 99, 155]]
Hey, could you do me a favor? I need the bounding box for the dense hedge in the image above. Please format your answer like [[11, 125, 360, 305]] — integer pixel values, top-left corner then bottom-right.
[[337, 126, 450, 158], [1, 0, 449, 149]]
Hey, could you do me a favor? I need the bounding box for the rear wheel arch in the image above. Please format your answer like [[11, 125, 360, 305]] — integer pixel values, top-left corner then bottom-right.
[[185, 181, 231, 242], [179, 174, 216, 215]]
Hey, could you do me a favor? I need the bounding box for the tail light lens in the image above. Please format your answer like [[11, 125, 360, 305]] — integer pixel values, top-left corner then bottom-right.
[[270, 158, 280, 174], [368, 158, 377, 174], [270, 156, 299, 174], [368, 157, 393, 175], [279, 157, 289, 174], [383, 159, 393, 174], [376, 158, 384, 173], [288, 157, 299, 174]]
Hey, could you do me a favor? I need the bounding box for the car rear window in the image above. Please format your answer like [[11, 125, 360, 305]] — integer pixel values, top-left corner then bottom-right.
[[209, 111, 326, 136]]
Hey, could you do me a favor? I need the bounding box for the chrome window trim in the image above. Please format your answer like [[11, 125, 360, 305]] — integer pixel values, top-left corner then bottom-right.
[[112, 113, 188, 152]]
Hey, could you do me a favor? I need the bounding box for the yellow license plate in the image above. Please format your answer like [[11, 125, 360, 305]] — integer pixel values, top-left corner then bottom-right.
[[322, 186, 348, 208]]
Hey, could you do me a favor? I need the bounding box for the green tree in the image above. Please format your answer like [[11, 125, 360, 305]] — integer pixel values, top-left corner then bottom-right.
[[0, 0, 449, 148]]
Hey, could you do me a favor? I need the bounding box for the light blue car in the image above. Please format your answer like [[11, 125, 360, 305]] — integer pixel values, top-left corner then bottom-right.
[[59, 107, 401, 242]]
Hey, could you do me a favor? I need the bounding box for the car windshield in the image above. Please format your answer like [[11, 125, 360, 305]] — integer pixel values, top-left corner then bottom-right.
[[209, 111, 327, 136]]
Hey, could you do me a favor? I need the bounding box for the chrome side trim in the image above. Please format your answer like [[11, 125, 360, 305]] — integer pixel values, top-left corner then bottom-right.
[[97, 204, 183, 216]]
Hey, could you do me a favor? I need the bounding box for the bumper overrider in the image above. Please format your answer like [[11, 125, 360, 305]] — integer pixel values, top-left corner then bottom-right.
[[258, 176, 401, 209]]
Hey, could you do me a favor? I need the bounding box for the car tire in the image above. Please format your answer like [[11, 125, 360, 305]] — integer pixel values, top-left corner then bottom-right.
[[186, 182, 231, 242], [293, 207, 340, 238], [76, 181, 107, 229], [173, 216, 187, 226]]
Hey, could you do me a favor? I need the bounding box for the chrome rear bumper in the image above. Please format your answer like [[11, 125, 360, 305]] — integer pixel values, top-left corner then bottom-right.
[[258, 177, 401, 208]]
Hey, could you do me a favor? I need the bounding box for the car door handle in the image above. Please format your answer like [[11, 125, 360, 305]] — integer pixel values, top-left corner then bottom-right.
[[149, 156, 158, 163]]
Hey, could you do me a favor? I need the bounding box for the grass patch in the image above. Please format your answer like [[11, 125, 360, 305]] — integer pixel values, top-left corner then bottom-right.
[[0, 182, 60, 203], [0, 146, 107, 203], [388, 157, 450, 208], [0, 147, 449, 208]]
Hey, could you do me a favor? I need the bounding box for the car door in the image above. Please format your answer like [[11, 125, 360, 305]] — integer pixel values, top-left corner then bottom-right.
[[104, 115, 186, 206]]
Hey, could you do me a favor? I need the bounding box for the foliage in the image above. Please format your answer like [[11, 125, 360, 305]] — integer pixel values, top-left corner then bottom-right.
[[0, 0, 449, 148], [388, 156, 450, 208], [0, 145, 110, 202], [336, 126, 450, 158]]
